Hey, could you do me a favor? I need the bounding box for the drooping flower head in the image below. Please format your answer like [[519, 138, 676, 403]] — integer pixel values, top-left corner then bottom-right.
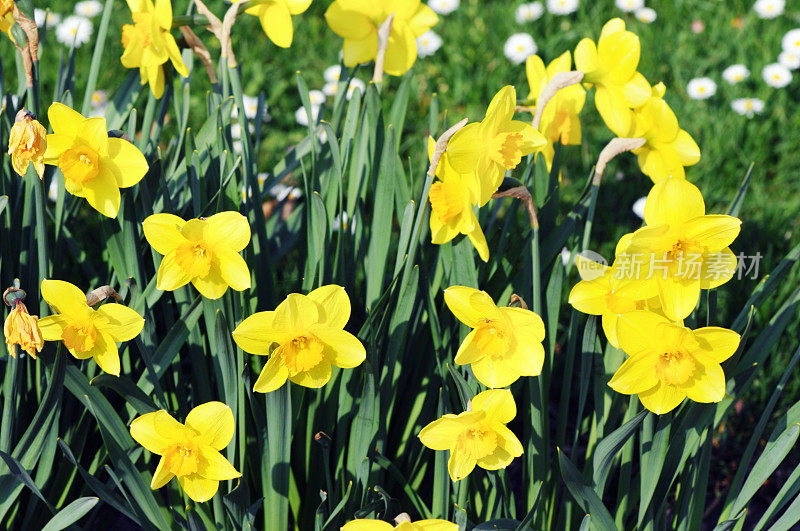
[[607, 83, 701, 182], [0, 0, 14, 38], [130, 402, 241, 502], [3, 289, 43, 359], [233, 0, 311, 48], [8, 110, 47, 178], [419, 389, 523, 481], [43, 103, 148, 218], [612, 178, 741, 321], [426, 138, 489, 262], [232, 285, 366, 392], [446, 85, 547, 206], [37, 280, 144, 375], [325, 0, 439, 76], [574, 18, 651, 135], [143, 212, 252, 300], [121, 0, 189, 98], [444, 286, 545, 388], [342, 517, 458, 530], [525, 51, 586, 170], [608, 311, 739, 414]]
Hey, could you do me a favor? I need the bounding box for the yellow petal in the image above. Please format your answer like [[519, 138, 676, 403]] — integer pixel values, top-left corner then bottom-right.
[[384, 22, 417, 76], [232, 311, 286, 355], [466, 210, 490, 263], [41, 279, 89, 316], [286, 0, 312, 15], [204, 211, 251, 251], [471, 356, 520, 388], [253, 355, 289, 393], [185, 402, 235, 450], [154, 0, 172, 28], [690, 327, 740, 363], [215, 247, 251, 292], [615, 310, 675, 356], [448, 448, 476, 481], [257, 2, 293, 47], [568, 278, 608, 316], [683, 360, 726, 403], [147, 64, 165, 98], [598, 30, 639, 84], [198, 446, 241, 480], [143, 213, 187, 255], [151, 457, 175, 489], [601, 313, 621, 348], [672, 129, 701, 166], [95, 303, 144, 342], [483, 85, 516, 135], [408, 4, 438, 36], [502, 306, 545, 340], [574, 38, 599, 78], [130, 410, 184, 454], [307, 285, 351, 329], [288, 360, 332, 388], [681, 215, 741, 252], [165, 34, 189, 78], [622, 72, 652, 108], [274, 293, 320, 330], [37, 315, 68, 341], [638, 382, 686, 414], [470, 389, 516, 423], [91, 331, 121, 376], [48, 102, 85, 136], [594, 86, 633, 136], [177, 473, 219, 503], [700, 248, 737, 289], [418, 415, 463, 451], [79, 117, 109, 157], [493, 423, 524, 457], [314, 328, 365, 368], [341, 520, 394, 530], [105, 138, 148, 188], [156, 250, 192, 292], [525, 54, 547, 101], [82, 169, 121, 218], [510, 336, 545, 377], [608, 352, 661, 394], [445, 123, 481, 175], [342, 34, 379, 66], [324, 1, 374, 40], [191, 266, 229, 300], [657, 275, 700, 321], [643, 177, 705, 228], [477, 445, 513, 471], [453, 330, 484, 365], [443, 286, 498, 327], [600, 18, 627, 38]]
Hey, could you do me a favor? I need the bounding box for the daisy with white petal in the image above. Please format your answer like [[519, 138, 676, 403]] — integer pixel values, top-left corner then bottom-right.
[[55, 15, 93, 47], [270, 183, 303, 201], [722, 64, 749, 84], [615, 0, 643, 13], [779, 51, 800, 70], [308, 90, 326, 107], [503, 33, 537, 64], [346, 78, 366, 100], [782, 29, 800, 54], [547, 0, 579, 15], [90, 90, 107, 108], [48, 178, 58, 202], [295, 105, 320, 127], [763, 63, 792, 87], [753, 0, 784, 19], [635, 7, 656, 22], [686, 77, 717, 99], [417, 30, 443, 57], [34, 9, 61, 27], [632, 196, 647, 220], [322, 82, 338, 97], [74, 1, 103, 17], [324, 65, 341, 83], [731, 98, 765, 118], [428, 0, 459, 15], [515, 2, 544, 23]]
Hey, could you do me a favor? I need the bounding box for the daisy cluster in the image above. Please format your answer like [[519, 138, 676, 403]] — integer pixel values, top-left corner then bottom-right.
[[37, 1, 102, 48]]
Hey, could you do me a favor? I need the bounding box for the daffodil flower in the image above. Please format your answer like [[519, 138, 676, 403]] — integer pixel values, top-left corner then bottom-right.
[[142, 212, 252, 300], [574, 18, 651, 135], [525, 51, 586, 170], [325, 0, 439, 76], [612, 178, 741, 321], [37, 280, 144, 376], [232, 285, 366, 392], [608, 311, 740, 414], [342, 518, 457, 530], [8, 111, 47, 178], [43, 103, 149, 218], [444, 286, 545, 388], [446, 86, 547, 206], [234, 0, 311, 48], [121, 0, 189, 98], [426, 138, 489, 262], [419, 389, 523, 481], [0, 0, 14, 38], [4, 301, 43, 359], [607, 82, 701, 182], [130, 402, 241, 502]]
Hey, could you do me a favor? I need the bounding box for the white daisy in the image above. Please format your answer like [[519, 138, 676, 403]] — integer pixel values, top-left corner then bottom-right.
[[515, 2, 544, 23], [731, 98, 765, 118], [635, 7, 657, 23], [74, 1, 103, 18], [270, 183, 303, 201], [503, 33, 537, 64], [332, 212, 357, 234], [686, 77, 717, 99], [560, 247, 572, 266], [428, 0, 459, 15], [416, 30, 443, 57], [48, 177, 59, 202], [295, 105, 320, 126], [241, 173, 269, 203], [34, 9, 62, 27], [323, 65, 341, 83], [615, 0, 643, 13], [232, 95, 268, 121], [547, 0, 579, 15], [753, 0, 784, 19], [90, 90, 107, 108], [762, 63, 792, 87], [322, 81, 338, 97], [782, 29, 800, 54], [346, 78, 366, 100], [632, 196, 647, 220], [55, 16, 93, 47], [308, 90, 326, 106], [722, 64, 750, 84], [779, 50, 800, 70]]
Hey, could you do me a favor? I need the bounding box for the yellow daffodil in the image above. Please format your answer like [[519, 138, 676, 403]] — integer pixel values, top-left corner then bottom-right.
[[341, 518, 457, 530], [0, 0, 14, 37], [574, 18, 651, 134], [325, 0, 439, 76], [525, 52, 586, 170], [419, 389, 523, 481], [447, 86, 547, 206], [8, 110, 47, 178], [4, 301, 43, 359], [569, 248, 661, 348], [608, 311, 739, 414], [37, 280, 144, 376], [612, 178, 741, 321], [42, 103, 148, 218], [444, 286, 545, 388], [232, 285, 366, 392], [130, 402, 241, 502], [121, 0, 189, 98], [608, 83, 701, 182], [142, 212, 252, 300], [427, 138, 489, 262], [234, 0, 311, 48]]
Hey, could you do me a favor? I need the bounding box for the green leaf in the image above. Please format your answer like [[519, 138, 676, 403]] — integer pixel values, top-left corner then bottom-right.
[[41, 497, 99, 531], [557, 449, 616, 530], [592, 410, 648, 496]]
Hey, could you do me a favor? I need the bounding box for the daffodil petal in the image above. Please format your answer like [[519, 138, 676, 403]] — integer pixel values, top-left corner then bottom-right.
[[82, 169, 121, 218], [447, 449, 476, 481], [90, 331, 121, 376], [314, 328, 365, 369], [143, 213, 187, 256], [105, 138, 148, 188], [307, 285, 350, 329], [95, 303, 144, 342], [185, 402, 235, 450], [156, 250, 192, 292], [638, 382, 686, 414], [204, 211, 251, 251], [41, 279, 89, 316], [418, 414, 462, 451], [253, 355, 289, 393], [215, 248, 251, 292], [288, 361, 332, 388], [37, 315, 68, 341], [443, 286, 498, 327], [177, 473, 219, 503], [151, 457, 175, 489], [470, 389, 516, 424], [198, 446, 241, 480], [643, 177, 705, 228], [191, 265, 229, 300], [608, 352, 661, 394], [130, 410, 184, 453]]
